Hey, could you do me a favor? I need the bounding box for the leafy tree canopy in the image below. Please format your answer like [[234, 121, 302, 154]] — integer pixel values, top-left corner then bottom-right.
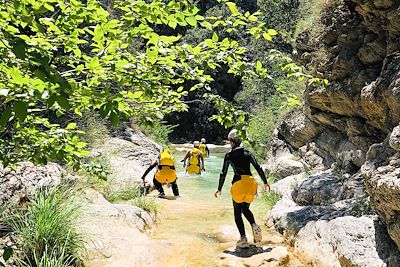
[[0, 0, 280, 168]]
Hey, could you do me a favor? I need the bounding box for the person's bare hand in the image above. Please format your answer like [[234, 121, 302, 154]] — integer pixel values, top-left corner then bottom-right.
[[264, 183, 270, 192]]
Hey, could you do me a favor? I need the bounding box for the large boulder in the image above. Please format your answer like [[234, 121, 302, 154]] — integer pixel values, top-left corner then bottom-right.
[[92, 128, 161, 186], [362, 136, 400, 249], [295, 216, 400, 267], [80, 189, 172, 267], [0, 162, 64, 205]]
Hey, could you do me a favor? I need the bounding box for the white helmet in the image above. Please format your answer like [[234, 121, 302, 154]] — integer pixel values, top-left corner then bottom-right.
[[193, 141, 200, 147], [228, 129, 240, 142], [201, 138, 206, 143]]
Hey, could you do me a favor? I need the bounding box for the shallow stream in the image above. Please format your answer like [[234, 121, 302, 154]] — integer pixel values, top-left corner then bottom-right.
[[149, 146, 307, 266]]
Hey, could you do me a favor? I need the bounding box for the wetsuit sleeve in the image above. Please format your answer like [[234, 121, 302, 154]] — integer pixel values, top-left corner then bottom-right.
[[218, 154, 230, 191], [181, 151, 190, 162], [141, 160, 157, 180], [249, 153, 268, 184]]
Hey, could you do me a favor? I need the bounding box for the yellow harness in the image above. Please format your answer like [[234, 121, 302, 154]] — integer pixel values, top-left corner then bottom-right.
[[155, 149, 177, 184], [187, 148, 202, 174], [155, 166, 177, 184], [199, 144, 207, 157], [230, 175, 258, 203]]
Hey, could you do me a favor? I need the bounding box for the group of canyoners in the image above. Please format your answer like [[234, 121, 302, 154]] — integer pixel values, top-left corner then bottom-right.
[[141, 129, 271, 248]]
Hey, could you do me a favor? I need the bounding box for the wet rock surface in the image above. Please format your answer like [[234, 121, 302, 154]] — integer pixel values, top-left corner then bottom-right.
[[220, 245, 289, 267]]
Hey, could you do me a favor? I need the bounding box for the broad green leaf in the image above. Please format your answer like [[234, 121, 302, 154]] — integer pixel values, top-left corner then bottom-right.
[[185, 16, 197, 27], [43, 3, 55, 12], [256, 60, 262, 70], [128, 91, 143, 99], [262, 33, 272, 41], [0, 106, 12, 126], [248, 15, 257, 22], [12, 40, 26, 59], [226, 2, 239, 15], [109, 110, 120, 125], [13, 101, 28, 122], [3, 247, 13, 262], [268, 29, 278, 36], [205, 39, 215, 48], [168, 20, 177, 29], [56, 95, 70, 109], [200, 21, 213, 30], [212, 32, 219, 42], [66, 123, 77, 130], [10, 68, 24, 85]]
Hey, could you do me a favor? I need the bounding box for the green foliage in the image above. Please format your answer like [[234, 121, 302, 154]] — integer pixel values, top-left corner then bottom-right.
[[130, 196, 159, 215], [137, 120, 177, 146], [351, 196, 372, 218], [0, 0, 276, 168], [294, 0, 342, 41], [83, 156, 111, 181], [2, 187, 83, 266], [106, 184, 143, 203], [22, 245, 75, 267], [106, 183, 158, 214], [78, 112, 109, 148], [0, 246, 13, 266], [260, 190, 281, 210]]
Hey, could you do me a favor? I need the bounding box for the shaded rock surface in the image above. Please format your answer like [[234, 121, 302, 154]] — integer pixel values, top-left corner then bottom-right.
[[220, 246, 289, 267]]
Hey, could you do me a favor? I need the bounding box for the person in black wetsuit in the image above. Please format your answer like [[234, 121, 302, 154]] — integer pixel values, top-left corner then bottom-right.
[[214, 129, 270, 248]]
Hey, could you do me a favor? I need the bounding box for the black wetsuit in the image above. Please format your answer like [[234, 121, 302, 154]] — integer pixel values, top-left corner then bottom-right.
[[218, 147, 268, 238]]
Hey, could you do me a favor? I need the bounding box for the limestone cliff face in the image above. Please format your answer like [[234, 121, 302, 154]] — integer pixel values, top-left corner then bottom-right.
[[269, 0, 400, 263], [288, 0, 400, 173]]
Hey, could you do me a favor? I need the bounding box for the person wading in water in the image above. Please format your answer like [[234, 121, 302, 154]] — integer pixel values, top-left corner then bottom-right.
[[181, 141, 205, 174], [214, 129, 270, 248]]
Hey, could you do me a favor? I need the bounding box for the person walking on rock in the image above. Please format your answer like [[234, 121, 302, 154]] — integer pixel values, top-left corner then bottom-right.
[[141, 148, 179, 198], [181, 141, 205, 174], [214, 129, 270, 248]]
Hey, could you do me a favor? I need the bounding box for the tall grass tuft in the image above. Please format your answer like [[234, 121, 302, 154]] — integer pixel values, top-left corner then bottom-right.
[[106, 184, 159, 215], [260, 190, 282, 210], [106, 184, 143, 203], [131, 196, 159, 215], [22, 244, 75, 267], [3, 188, 83, 266]]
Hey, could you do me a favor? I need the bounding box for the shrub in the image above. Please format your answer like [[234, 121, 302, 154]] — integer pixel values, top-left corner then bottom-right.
[[106, 184, 143, 203], [260, 190, 282, 210], [77, 112, 109, 148], [351, 196, 372, 218], [131, 196, 159, 215], [2, 188, 83, 266], [294, 0, 343, 41], [136, 120, 176, 146], [83, 156, 111, 181], [22, 245, 75, 267]]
